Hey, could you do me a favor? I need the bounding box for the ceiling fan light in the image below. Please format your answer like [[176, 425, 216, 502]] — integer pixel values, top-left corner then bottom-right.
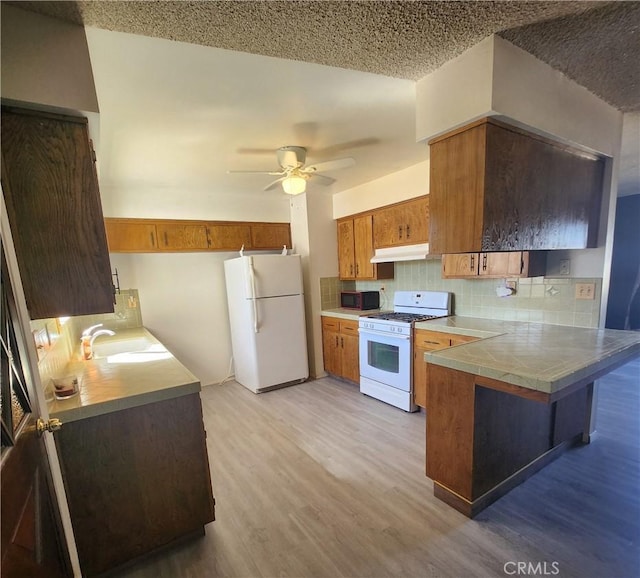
[[282, 175, 306, 195]]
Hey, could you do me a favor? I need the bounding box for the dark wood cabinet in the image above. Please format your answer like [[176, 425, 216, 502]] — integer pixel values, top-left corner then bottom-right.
[[1, 107, 114, 320], [55, 393, 215, 577], [429, 117, 605, 254]]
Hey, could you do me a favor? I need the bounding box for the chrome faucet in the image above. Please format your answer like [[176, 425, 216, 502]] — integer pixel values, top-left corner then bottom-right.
[[81, 324, 116, 360]]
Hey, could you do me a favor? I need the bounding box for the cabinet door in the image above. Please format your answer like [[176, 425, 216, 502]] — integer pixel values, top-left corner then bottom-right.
[[477, 252, 545, 278], [250, 223, 291, 249], [337, 220, 356, 280], [413, 347, 429, 408], [404, 197, 429, 245], [156, 223, 209, 251], [341, 333, 360, 383], [208, 224, 252, 250], [55, 394, 215, 577], [1, 107, 114, 319], [322, 318, 342, 375], [441, 253, 479, 278], [373, 205, 404, 248], [105, 219, 158, 252], [340, 320, 360, 383], [353, 214, 374, 279]]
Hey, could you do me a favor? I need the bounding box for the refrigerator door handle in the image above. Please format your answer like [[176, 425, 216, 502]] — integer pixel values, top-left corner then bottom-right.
[[249, 257, 259, 333]]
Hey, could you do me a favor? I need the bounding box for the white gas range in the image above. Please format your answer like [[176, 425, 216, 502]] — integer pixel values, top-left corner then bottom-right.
[[358, 291, 452, 412]]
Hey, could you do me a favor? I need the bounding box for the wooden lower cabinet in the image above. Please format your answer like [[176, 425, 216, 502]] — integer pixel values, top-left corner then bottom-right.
[[54, 393, 215, 577], [321, 317, 360, 383], [442, 251, 546, 279], [413, 329, 479, 408]]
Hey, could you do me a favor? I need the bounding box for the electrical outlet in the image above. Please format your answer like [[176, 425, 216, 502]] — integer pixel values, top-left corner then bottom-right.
[[575, 283, 596, 300], [559, 259, 570, 276]]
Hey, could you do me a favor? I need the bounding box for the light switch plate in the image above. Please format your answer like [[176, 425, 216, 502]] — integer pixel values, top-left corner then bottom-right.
[[575, 283, 596, 300]]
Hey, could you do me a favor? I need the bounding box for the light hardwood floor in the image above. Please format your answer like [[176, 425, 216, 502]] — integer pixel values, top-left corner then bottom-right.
[[112, 358, 639, 578]]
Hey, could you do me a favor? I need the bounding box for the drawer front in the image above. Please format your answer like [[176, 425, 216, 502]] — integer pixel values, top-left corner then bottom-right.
[[340, 320, 359, 336], [414, 330, 451, 350], [322, 317, 340, 332]]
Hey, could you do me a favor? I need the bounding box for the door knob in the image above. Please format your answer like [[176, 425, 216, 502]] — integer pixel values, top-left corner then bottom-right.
[[36, 418, 62, 437]]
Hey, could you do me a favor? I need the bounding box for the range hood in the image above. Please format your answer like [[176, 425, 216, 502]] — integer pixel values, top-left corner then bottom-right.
[[370, 243, 431, 263]]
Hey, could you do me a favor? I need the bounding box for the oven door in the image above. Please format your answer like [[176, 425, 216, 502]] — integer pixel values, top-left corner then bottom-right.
[[358, 327, 411, 391]]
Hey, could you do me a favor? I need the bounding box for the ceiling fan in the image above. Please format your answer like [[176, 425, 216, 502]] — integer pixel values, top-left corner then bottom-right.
[[228, 146, 355, 195]]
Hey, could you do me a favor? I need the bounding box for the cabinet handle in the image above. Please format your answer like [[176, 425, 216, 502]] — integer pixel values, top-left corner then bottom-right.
[[150, 232, 155, 246], [164, 232, 169, 246], [398, 225, 403, 239], [341, 337, 344, 348], [406, 224, 410, 238], [350, 264, 354, 276], [482, 253, 487, 271], [355, 263, 359, 276], [335, 336, 339, 347], [470, 254, 475, 270]]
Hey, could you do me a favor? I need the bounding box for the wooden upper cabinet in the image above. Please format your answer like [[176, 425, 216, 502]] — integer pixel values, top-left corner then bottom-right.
[[373, 196, 429, 248], [105, 219, 158, 252], [104, 219, 290, 253], [442, 251, 546, 279], [337, 216, 393, 281], [337, 219, 356, 279], [250, 223, 291, 249], [1, 107, 114, 319], [353, 215, 374, 279], [156, 223, 209, 251], [429, 117, 605, 254], [208, 223, 251, 251]]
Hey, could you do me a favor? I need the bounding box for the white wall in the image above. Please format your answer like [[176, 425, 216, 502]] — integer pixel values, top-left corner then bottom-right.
[[103, 184, 290, 386], [290, 190, 340, 378], [333, 160, 430, 219], [415, 36, 494, 142], [0, 4, 99, 114]]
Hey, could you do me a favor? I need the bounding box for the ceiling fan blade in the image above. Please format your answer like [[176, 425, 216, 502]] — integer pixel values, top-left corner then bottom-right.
[[304, 157, 355, 173], [236, 147, 274, 155], [227, 170, 285, 175], [311, 137, 380, 157], [308, 173, 335, 186], [264, 177, 286, 191]]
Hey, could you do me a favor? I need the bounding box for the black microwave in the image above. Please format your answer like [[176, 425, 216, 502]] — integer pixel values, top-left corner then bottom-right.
[[340, 291, 380, 310]]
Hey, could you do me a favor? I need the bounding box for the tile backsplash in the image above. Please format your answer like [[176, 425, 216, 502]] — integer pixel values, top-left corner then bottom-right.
[[322, 259, 601, 328], [31, 289, 144, 390]]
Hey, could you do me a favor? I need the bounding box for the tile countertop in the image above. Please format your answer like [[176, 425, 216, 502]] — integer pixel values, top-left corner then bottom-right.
[[417, 316, 640, 395], [46, 328, 200, 423], [321, 308, 389, 320]]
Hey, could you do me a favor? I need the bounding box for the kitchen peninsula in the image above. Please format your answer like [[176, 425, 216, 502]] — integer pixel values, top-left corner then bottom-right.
[[47, 328, 215, 577], [419, 317, 640, 517]]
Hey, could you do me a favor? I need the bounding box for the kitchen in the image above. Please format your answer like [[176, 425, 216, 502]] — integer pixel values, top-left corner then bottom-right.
[[2, 2, 640, 578]]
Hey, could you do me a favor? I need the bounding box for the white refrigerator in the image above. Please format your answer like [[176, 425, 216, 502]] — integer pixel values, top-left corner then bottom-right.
[[223, 254, 309, 393]]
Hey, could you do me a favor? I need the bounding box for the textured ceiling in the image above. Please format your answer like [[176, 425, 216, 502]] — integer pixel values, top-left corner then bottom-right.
[[9, 0, 640, 112]]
